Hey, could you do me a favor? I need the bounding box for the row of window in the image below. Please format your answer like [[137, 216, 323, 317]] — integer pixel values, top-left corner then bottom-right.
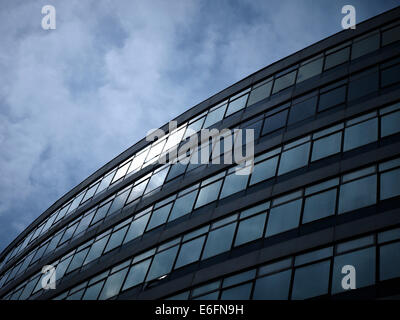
[[3, 21, 398, 269], [165, 227, 400, 300], [3, 153, 400, 301], [2, 100, 400, 289]]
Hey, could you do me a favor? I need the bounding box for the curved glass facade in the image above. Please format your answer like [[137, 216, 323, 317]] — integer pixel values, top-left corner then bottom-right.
[[1, 7, 400, 300]]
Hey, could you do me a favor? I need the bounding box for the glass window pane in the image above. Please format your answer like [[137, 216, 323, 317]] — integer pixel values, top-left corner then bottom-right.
[[166, 163, 187, 181], [311, 132, 342, 162], [84, 236, 109, 265], [91, 201, 112, 225], [292, 260, 330, 299], [343, 118, 378, 152], [348, 70, 379, 101], [104, 226, 128, 253], [332, 247, 375, 294], [381, 111, 400, 137], [324, 47, 350, 70], [99, 268, 128, 300], [127, 180, 147, 203], [288, 96, 317, 125], [262, 109, 288, 136], [253, 269, 291, 300], [380, 168, 400, 200], [202, 223, 236, 260], [146, 203, 173, 231], [278, 142, 310, 175], [248, 81, 272, 106], [194, 180, 223, 209], [220, 173, 249, 199], [250, 156, 278, 185], [146, 246, 179, 281], [145, 167, 168, 193], [272, 71, 296, 94], [381, 64, 400, 88], [380, 241, 400, 281], [303, 189, 337, 223], [175, 236, 206, 269], [318, 86, 346, 112], [382, 25, 400, 46], [234, 213, 266, 246], [56, 256, 73, 281], [297, 58, 323, 83], [169, 191, 197, 222], [351, 33, 380, 60], [338, 175, 377, 214], [82, 281, 104, 300], [108, 190, 129, 215], [220, 282, 252, 300], [122, 259, 151, 290], [123, 213, 150, 243], [266, 199, 302, 237], [74, 211, 95, 236], [67, 248, 89, 273], [226, 94, 248, 117], [193, 291, 219, 300], [204, 105, 227, 128]]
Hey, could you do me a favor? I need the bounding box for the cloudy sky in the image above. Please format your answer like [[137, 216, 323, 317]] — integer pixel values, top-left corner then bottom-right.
[[0, 0, 398, 252]]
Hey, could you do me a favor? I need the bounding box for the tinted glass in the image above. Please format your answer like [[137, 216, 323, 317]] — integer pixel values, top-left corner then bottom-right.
[[338, 175, 377, 214], [220, 283, 252, 300], [324, 47, 350, 70], [104, 226, 128, 253], [278, 143, 310, 175], [248, 81, 272, 106], [202, 223, 236, 259], [288, 96, 317, 125], [297, 58, 323, 83], [169, 191, 197, 221], [220, 173, 249, 199], [332, 247, 375, 294], [146, 203, 173, 231], [292, 260, 330, 299], [250, 156, 278, 185], [318, 85, 346, 112], [84, 236, 109, 265], [234, 213, 266, 246], [175, 236, 206, 268], [348, 71, 379, 101], [67, 248, 89, 273], [381, 111, 400, 137], [382, 25, 400, 46], [262, 109, 288, 136], [311, 132, 342, 161], [343, 118, 378, 151], [204, 105, 226, 128], [253, 269, 291, 300], [380, 241, 400, 281], [382, 64, 400, 88], [195, 180, 223, 209], [351, 33, 380, 60], [226, 94, 248, 117], [146, 246, 179, 281], [380, 168, 400, 200], [272, 71, 296, 94], [123, 259, 151, 290], [123, 214, 150, 243], [303, 189, 337, 223], [82, 282, 103, 300], [99, 268, 128, 300], [266, 199, 302, 237]]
